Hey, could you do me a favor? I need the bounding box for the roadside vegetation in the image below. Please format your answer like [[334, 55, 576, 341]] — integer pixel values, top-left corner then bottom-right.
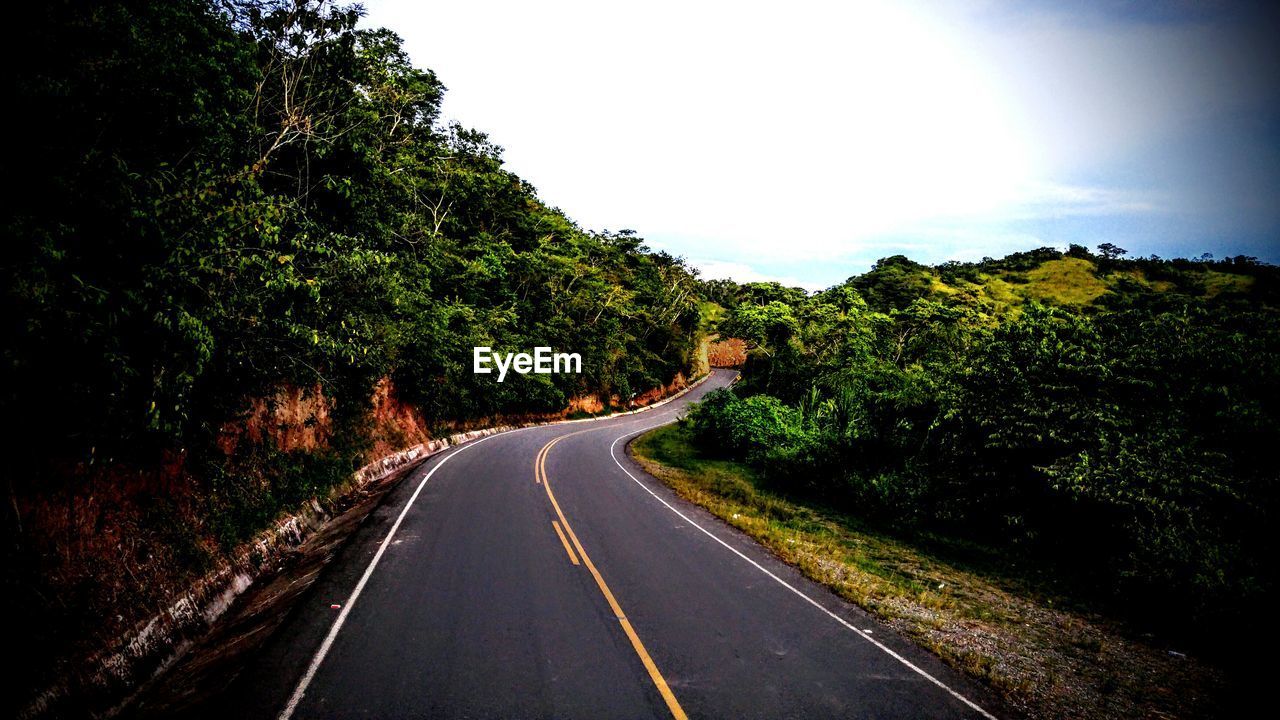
[[633, 424, 1225, 718], [5, 0, 702, 468], [639, 246, 1278, 717], [2, 1, 703, 713]]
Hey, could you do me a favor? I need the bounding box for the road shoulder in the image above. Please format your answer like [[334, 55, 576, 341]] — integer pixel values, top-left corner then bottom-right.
[[628, 424, 1224, 720]]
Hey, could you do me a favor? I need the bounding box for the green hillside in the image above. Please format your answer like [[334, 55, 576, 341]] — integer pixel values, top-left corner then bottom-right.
[[840, 246, 1273, 317], [694, 245, 1278, 653]]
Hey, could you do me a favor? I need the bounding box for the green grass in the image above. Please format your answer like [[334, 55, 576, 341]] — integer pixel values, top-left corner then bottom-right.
[[1203, 270, 1255, 297], [633, 425, 970, 613], [929, 258, 1262, 317], [976, 274, 1017, 305], [698, 300, 725, 331], [1015, 257, 1110, 306], [694, 301, 727, 375], [920, 259, 1113, 315]]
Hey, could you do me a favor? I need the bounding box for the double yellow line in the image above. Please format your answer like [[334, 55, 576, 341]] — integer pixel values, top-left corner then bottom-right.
[[534, 433, 689, 720]]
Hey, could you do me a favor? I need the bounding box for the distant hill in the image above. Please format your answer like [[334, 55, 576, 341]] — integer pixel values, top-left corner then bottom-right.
[[835, 246, 1275, 315]]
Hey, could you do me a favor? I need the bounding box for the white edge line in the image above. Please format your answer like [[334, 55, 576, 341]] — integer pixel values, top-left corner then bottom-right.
[[608, 421, 999, 720], [279, 371, 721, 719], [277, 431, 504, 720]]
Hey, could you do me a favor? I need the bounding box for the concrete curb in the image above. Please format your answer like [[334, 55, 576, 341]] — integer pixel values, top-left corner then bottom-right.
[[22, 372, 714, 720]]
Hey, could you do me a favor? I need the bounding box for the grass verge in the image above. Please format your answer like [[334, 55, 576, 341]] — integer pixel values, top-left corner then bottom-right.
[[631, 423, 1225, 720]]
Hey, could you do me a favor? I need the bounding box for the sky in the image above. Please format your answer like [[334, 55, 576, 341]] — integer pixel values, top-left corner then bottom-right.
[[360, 0, 1280, 290]]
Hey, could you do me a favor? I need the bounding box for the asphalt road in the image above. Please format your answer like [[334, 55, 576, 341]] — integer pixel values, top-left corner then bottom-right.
[[176, 369, 1005, 719]]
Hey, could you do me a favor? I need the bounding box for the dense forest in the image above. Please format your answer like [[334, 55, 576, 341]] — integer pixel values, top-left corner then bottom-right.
[[4, 0, 703, 463], [2, 0, 702, 712], [690, 247, 1279, 653]]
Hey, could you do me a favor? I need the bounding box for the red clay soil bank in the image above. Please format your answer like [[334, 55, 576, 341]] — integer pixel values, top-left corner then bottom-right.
[[12, 371, 703, 719], [707, 337, 747, 367]]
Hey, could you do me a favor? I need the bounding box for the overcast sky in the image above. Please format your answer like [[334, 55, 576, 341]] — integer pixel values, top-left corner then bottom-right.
[[360, 0, 1280, 290]]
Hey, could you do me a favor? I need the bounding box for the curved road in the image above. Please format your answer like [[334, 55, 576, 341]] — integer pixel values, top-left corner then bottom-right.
[[176, 369, 1004, 719]]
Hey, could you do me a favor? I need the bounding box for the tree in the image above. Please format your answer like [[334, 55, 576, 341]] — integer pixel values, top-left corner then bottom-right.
[[1097, 242, 1128, 259]]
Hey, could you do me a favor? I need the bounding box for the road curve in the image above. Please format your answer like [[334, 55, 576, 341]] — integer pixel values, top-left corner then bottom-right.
[[172, 369, 1005, 719]]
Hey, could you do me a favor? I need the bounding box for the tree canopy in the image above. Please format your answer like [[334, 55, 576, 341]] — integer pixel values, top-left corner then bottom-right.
[[689, 247, 1279, 648], [2, 0, 704, 466]]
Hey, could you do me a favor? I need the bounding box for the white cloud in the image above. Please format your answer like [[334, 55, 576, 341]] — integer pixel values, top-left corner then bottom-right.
[[359, 0, 1279, 282], [690, 259, 821, 291], [1011, 181, 1161, 218]]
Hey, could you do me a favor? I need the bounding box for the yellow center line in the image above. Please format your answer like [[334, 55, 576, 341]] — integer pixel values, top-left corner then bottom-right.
[[551, 520, 580, 565], [536, 433, 689, 720]]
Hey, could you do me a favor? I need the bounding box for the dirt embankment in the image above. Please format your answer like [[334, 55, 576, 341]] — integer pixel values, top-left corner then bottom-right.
[[9, 371, 700, 720], [707, 336, 747, 367]]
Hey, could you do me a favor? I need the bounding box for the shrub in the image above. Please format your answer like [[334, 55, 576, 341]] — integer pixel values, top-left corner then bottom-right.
[[688, 390, 809, 462]]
